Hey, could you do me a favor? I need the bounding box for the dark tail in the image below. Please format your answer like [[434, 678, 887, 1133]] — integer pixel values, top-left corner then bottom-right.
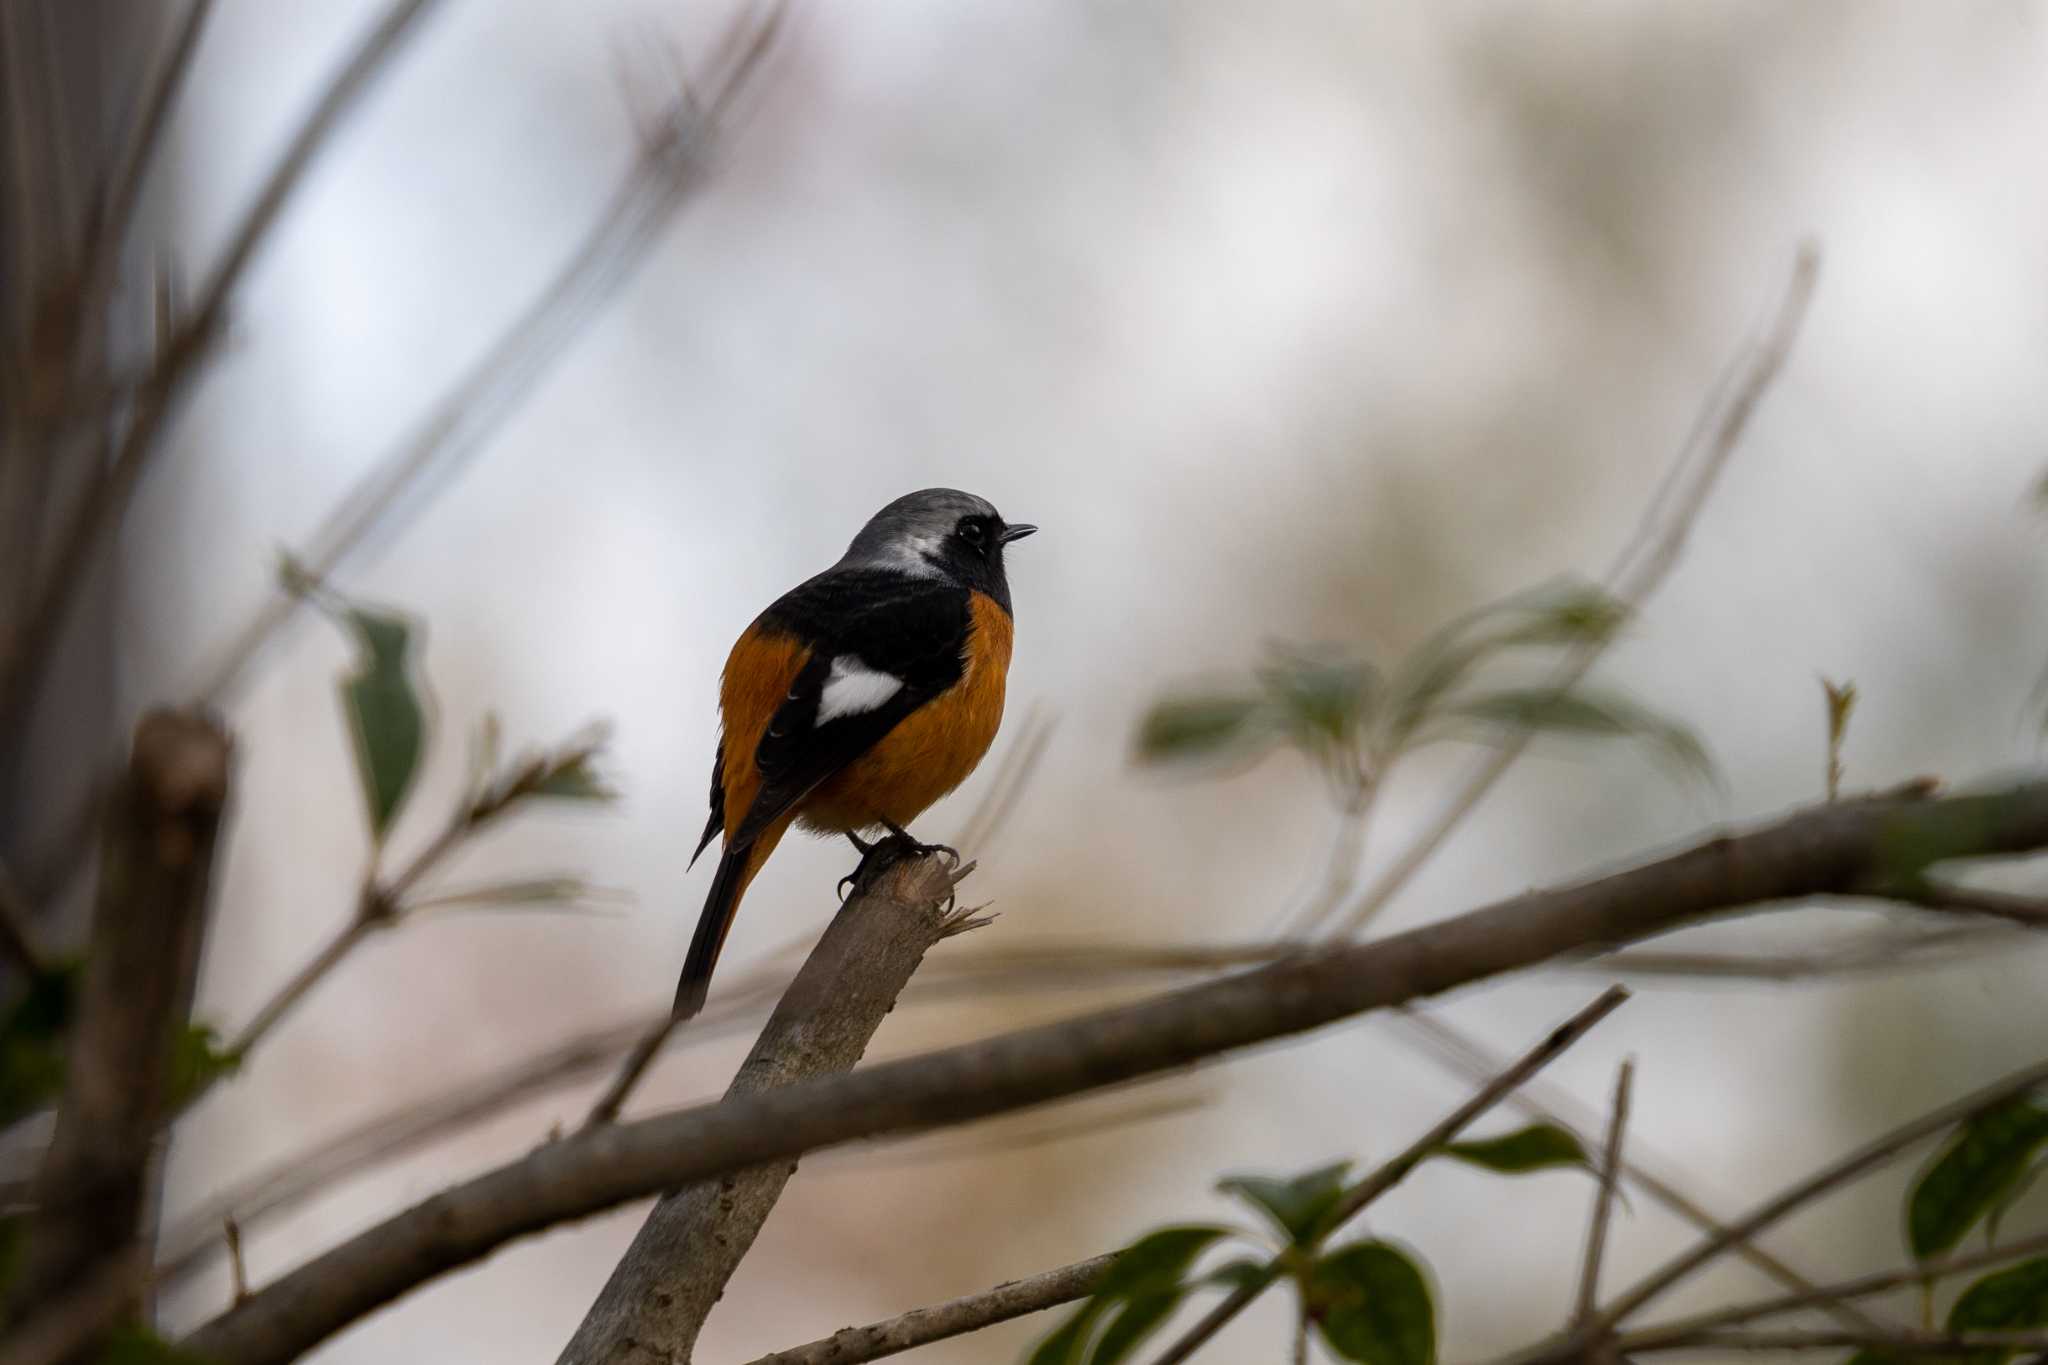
[[674, 842, 755, 1017]]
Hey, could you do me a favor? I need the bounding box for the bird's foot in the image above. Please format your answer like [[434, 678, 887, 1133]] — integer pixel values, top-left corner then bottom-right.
[[838, 823, 959, 900]]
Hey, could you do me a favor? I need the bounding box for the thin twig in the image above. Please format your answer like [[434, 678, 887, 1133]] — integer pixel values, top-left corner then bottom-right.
[[739, 1254, 1119, 1365], [71, 0, 221, 336], [1321, 244, 1821, 937], [1586, 1051, 2048, 1333], [222, 1214, 248, 1307], [1146, 987, 1630, 1365], [1573, 1059, 1633, 1327], [1391, 1005, 1892, 1333], [1626, 1328, 2048, 1356], [177, 779, 2048, 1365], [186, 0, 782, 708], [0, 0, 449, 744], [1618, 1227, 2048, 1351], [1893, 882, 2048, 927]]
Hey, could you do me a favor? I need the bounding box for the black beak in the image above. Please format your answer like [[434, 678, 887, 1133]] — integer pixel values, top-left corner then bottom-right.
[[999, 522, 1038, 544]]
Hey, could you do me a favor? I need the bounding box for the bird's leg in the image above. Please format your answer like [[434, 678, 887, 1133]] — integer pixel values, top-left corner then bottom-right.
[[879, 819, 958, 863], [839, 821, 958, 899]]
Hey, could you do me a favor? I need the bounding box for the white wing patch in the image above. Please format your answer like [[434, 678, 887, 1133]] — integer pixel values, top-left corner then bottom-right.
[[816, 654, 905, 723]]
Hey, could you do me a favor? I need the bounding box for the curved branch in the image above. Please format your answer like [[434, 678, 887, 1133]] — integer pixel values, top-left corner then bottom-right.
[[183, 777, 2048, 1365]]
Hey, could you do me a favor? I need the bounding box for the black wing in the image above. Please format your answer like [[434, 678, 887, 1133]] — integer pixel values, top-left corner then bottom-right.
[[730, 570, 971, 847]]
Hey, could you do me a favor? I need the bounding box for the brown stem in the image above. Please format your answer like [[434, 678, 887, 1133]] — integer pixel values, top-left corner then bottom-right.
[[182, 778, 2048, 1365], [556, 853, 964, 1364], [1573, 1059, 1634, 1326], [9, 711, 229, 1326]]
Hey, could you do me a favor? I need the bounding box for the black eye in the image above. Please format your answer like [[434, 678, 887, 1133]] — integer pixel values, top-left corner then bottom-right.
[[959, 521, 985, 545]]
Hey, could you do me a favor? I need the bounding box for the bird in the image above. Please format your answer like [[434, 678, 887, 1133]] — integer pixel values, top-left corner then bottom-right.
[[676, 488, 1036, 1016]]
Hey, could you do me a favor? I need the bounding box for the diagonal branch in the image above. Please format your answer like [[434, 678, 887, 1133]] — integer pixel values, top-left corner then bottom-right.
[[1147, 987, 1631, 1365], [558, 853, 969, 1363], [740, 1254, 1121, 1365], [182, 777, 2048, 1365], [0, 0, 449, 747]]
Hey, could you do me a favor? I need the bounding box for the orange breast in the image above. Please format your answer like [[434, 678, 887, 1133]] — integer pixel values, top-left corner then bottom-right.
[[798, 592, 1013, 834]]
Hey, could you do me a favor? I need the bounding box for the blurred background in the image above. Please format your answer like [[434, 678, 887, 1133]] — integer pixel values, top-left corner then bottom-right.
[[10, 1, 2048, 1361]]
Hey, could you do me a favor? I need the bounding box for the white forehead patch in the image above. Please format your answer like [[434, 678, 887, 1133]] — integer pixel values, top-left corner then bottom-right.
[[817, 654, 905, 723]]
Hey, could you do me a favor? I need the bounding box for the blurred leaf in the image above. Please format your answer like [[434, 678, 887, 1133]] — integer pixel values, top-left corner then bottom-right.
[[1383, 580, 1630, 747], [1028, 1226, 1227, 1365], [1988, 1157, 2048, 1246], [1910, 1100, 2048, 1260], [1256, 646, 1381, 756], [1307, 1240, 1436, 1365], [0, 960, 78, 1127], [1439, 1124, 1591, 1175], [1435, 686, 1714, 785], [1219, 1163, 1350, 1246], [1027, 1304, 1103, 1365], [335, 606, 427, 840], [1205, 1258, 1272, 1293], [1093, 1226, 1231, 1298], [1088, 1291, 1184, 1365], [95, 1326, 217, 1365], [1134, 694, 1273, 766], [167, 1021, 241, 1107], [410, 877, 630, 917], [532, 756, 616, 801], [1944, 1255, 2048, 1365]]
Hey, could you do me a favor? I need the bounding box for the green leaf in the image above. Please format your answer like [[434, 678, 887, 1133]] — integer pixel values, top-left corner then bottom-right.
[[1088, 1290, 1185, 1365], [95, 1325, 217, 1364], [1028, 1304, 1103, 1365], [167, 1021, 241, 1107], [1256, 646, 1382, 755], [1093, 1226, 1231, 1298], [1026, 1226, 1227, 1365], [1910, 1100, 2048, 1260], [532, 757, 615, 801], [1205, 1258, 1273, 1293], [1944, 1255, 2048, 1365], [1218, 1163, 1350, 1246], [1988, 1156, 2048, 1245], [1436, 685, 1715, 784], [1307, 1240, 1436, 1365], [336, 606, 427, 840], [1439, 1124, 1592, 1175], [1382, 580, 1629, 747], [1134, 694, 1272, 766]]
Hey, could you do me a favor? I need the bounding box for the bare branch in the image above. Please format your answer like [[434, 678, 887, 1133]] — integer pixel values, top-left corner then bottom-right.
[[1587, 1052, 2048, 1333], [1391, 1005, 1892, 1334], [557, 853, 964, 1364], [9, 711, 230, 1323], [181, 778, 2048, 1365], [186, 0, 784, 708], [741, 1254, 1120, 1365], [1321, 244, 1821, 937], [0, 0, 449, 746], [1572, 1059, 1633, 1327], [1626, 1328, 2048, 1356], [1620, 1227, 2048, 1351], [1148, 987, 1630, 1365]]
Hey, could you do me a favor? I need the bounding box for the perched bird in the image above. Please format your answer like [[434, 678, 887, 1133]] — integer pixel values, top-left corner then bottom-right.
[[677, 488, 1036, 1016]]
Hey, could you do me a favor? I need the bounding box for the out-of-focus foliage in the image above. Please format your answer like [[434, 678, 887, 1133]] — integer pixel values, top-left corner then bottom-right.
[[1135, 579, 1713, 795], [1029, 1138, 1590, 1364]]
